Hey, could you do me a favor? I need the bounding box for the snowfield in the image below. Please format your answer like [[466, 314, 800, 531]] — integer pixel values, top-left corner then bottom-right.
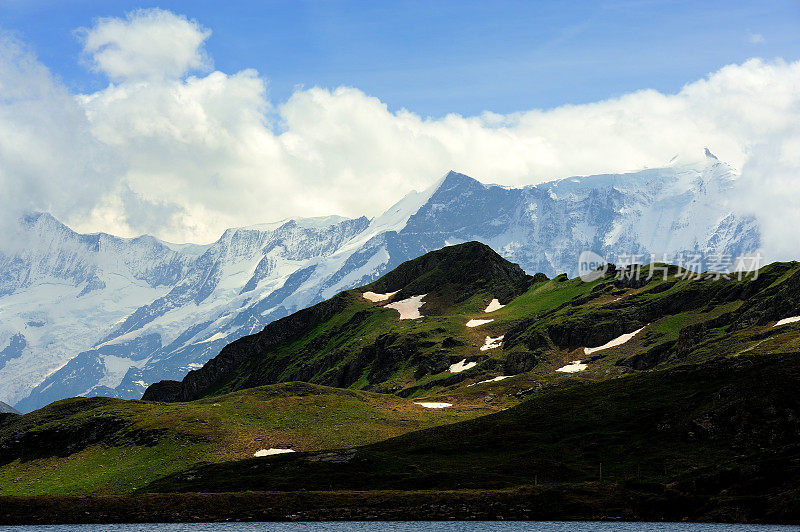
[[198, 332, 227, 344], [2, 154, 761, 412], [384, 294, 426, 320]]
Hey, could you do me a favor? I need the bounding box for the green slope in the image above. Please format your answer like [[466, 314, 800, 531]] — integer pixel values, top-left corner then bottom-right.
[[144, 352, 800, 521], [144, 244, 800, 406], [143, 241, 538, 402], [0, 383, 493, 495]]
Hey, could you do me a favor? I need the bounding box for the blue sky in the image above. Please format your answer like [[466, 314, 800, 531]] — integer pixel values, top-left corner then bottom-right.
[[1, 1, 799, 247], [3, 0, 799, 116]]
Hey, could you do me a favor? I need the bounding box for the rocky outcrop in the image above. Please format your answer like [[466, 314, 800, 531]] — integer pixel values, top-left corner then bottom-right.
[[616, 341, 676, 370], [364, 241, 533, 309]]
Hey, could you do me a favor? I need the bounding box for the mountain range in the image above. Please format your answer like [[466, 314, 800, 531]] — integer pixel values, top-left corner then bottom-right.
[[0, 151, 760, 411], [2, 241, 798, 522]]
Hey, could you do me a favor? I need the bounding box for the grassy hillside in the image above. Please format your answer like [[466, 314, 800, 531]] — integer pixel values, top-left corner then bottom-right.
[[144, 352, 800, 522], [0, 383, 493, 496], [4, 243, 800, 522], [144, 245, 800, 407], [143, 242, 538, 402]]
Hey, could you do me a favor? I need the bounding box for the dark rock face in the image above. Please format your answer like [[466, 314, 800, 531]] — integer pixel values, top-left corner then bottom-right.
[[0, 334, 26, 372], [0, 401, 166, 466], [545, 320, 644, 350], [140, 380, 183, 403], [503, 351, 544, 374], [616, 341, 677, 370], [531, 272, 549, 283], [441, 337, 465, 348], [732, 264, 800, 329], [0, 415, 127, 465]]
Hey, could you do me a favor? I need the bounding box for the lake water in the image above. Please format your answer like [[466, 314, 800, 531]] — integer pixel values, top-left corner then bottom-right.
[[0, 523, 797, 532]]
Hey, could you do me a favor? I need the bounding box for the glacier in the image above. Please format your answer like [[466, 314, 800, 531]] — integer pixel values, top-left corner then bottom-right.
[[1, 153, 760, 411]]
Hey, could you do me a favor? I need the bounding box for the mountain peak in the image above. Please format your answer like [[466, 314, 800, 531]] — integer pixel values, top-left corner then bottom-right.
[[440, 170, 482, 188], [22, 211, 66, 229], [704, 147, 719, 160], [0, 400, 20, 414], [365, 241, 533, 307]]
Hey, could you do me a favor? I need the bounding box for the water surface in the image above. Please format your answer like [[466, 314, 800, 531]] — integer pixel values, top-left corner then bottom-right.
[[1, 522, 796, 531]]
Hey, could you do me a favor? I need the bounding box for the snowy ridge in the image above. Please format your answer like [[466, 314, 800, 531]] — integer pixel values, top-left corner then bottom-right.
[[1, 156, 761, 411]]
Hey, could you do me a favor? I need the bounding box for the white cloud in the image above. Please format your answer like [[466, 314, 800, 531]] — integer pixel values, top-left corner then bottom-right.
[[748, 32, 765, 45], [0, 35, 120, 246], [733, 142, 800, 260], [78, 9, 211, 81], [0, 9, 799, 260]]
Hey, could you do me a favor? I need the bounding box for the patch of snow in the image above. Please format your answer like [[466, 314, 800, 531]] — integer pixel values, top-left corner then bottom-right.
[[583, 326, 646, 355], [774, 316, 800, 327], [254, 448, 296, 457], [480, 335, 504, 351], [384, 294, 426, 320], [414, 402, 452, 409], [556, 360, 588, 373], [96, 355, 150, 389], [362, 290, 399, 302], [470, 375, 514, 386], [484, 299, 504, 312], [198, 331, 227, 343], [466, 319, 493, 328], [449, 359, 477, 373]]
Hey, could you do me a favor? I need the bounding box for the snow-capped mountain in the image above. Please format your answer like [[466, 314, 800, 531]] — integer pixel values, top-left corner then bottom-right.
[[2, 152, 760, 411]]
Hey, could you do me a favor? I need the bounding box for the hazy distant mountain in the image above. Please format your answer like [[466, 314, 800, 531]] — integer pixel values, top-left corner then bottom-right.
[[0, 401, 19, 414], [2, 152, 759, 411]]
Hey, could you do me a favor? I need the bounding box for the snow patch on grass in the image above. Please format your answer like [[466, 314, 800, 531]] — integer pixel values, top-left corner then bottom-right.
[[384, 294, 426, 320], [471, 375, 514, 386], [414, 402, 452, 409], [466, 319, 493, 328], [362, 290, 399, 302], [556, 360, 588, 373], [774, 316, 800, 327], [480, 335, 504, 351], [584, 326, 646, 355], [254, 448, 296, 457], [484, 299, 504, 312], [449, 359, 477, 373]]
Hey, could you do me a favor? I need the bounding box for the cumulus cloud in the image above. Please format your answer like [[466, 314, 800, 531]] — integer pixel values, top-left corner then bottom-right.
[[0, 34, 120, 246], [78, 9, 211, 81], [734, 142, 800, 261], [0, 8, 799, 259]]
